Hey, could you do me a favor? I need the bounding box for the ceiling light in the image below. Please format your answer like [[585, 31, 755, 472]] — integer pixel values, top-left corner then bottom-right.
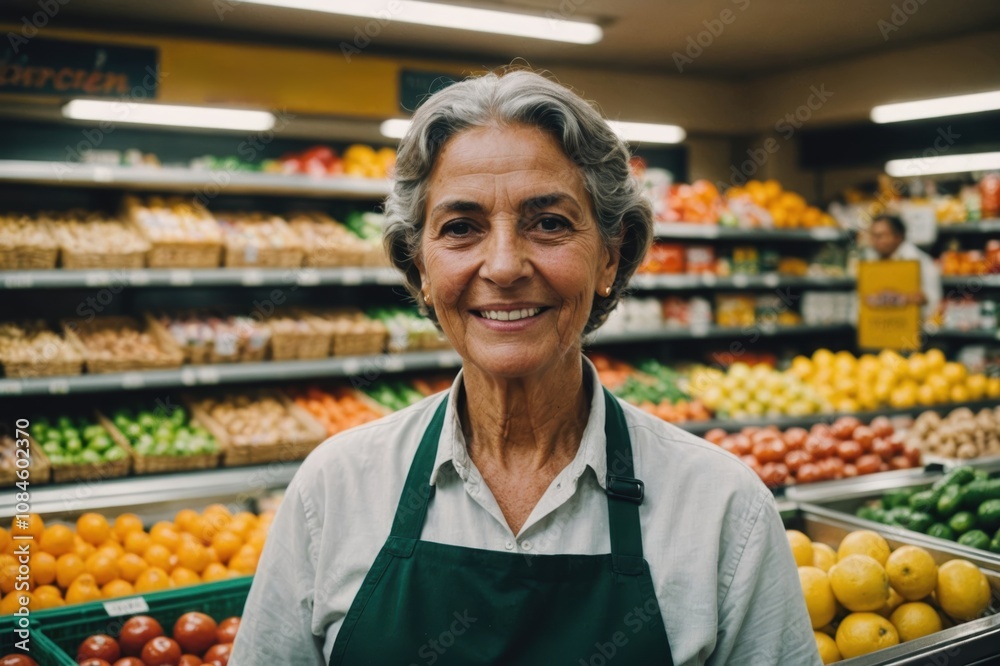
[[871, 90, 1000, 124], [63, 100, 276, 132], [238, 0, 602, 44], [380, 119, 686, 145], [885, 151, 1000, 177]]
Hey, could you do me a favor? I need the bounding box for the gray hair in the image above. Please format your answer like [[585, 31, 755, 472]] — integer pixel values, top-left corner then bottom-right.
[[383, 69, 653, 335]]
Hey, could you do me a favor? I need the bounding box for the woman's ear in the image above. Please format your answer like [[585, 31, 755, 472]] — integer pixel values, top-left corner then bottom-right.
[[597, 231, 622, 295]]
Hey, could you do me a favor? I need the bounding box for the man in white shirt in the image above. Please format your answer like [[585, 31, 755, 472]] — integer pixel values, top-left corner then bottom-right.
[[865, 214, 942, 321]]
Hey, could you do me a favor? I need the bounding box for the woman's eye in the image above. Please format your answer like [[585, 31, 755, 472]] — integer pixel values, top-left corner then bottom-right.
[[537, 216, 568, 232], [443, 221, 472, 236]]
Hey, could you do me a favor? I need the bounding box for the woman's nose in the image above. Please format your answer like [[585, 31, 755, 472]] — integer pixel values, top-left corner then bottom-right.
[[479, 223, 532, 287]]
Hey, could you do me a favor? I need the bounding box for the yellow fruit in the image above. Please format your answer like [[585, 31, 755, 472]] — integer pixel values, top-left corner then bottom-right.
[[11, 514, 44, 541], [117, 553, 149, 583], [890, 602, 942, 642], [173, 509, 199, 533], [55, 553, 86, 589], [143, 543, 173, 571], [829, 555, 890, 612], [65, 573, 101, 605], [228, 545, 260, 575], [0, 561, 20, 595], [85, 551, 119, 586], [906, 355, 928, 382], [927, 375, 950, 402], [814, 630, 841, 665], [0, 527, 10, 554], [836, 612, 899, 658], [101, 579, 135, 598], [813, 543, 836, 573], [97, 542, 124, 559], [124, 531, 151, 556], [0, 591, 29, 614], [787, 530, 815, 567], [39, 524, 75, 557], [942, 362, 967, 385], [112, 513, 144, 541], [916, 384, 936, 407], [966, 374, 987, 401], [886, 545, 937, 601], [925, 348, 946, 371], [76, 513, 111, 546], [936, 559, 990, 621], [838, 530, 891, 566], [149, 522, 181, 552], [134, 567, 171, 593], [986, 377, 1000, 399], [799, 567, 837, 629], [170, 567, 200, 587], [31, 552, 57, 586], [31, 585, 64, 610], [73, 535, 96, 560], [176, 541, 210, 574], [201, 562, 229, 582], [877, 587, 905, 619], [211, 531, 243, 564], [949, 385, 969, 403]]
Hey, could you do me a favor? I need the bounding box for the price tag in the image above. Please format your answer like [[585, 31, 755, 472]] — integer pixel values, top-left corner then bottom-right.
[[3, 274, 33, 289], [103, 596, 150, 617], [375, 269, 400, 285], [0, 381, 23, 395], [241, 269, 264, 286], [180, 367, 198, 386], [810, 228, 839, 241], [732, 275, 749, 288], [84, 272, 111, 286], [764, 274, 780, 288], [128, 271, 149, 286], [169, 270, 194, 286], [384, 356, 405, 372], [342, 358, 362, 376], [437, 352, 457, 368], [92, 166, 114, 183], [47, 379, 70, 394], [296, 271, 320, 286], [690, 322, 710, 337], [196, 367, 220, 384], [341, 269, 363, 285], [701, 274, 717, 287], [121, 373, 145, 389], [900, 202, 937, 246]]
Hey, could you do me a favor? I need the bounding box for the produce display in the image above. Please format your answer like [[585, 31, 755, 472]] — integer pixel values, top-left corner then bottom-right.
[[66, 316, 182, 373], [68, 612, 240, 665], [0, 506, 272, 614], [662, 180, 727, 224], [363, 380, 429, 412], [291, 386, 386, 436], [638, 242, 847, 278], [215, 212, 304, 268], [289, 212, 386, 267], [156, 310, 270, 365], [255, 143, 394, 179], [0, 213, 57, 269], [689, 362, 830, 419], [939, 296, 998, 333], [726, 180, 838, 229], [590, 355, 710, 423], [192, 392, 322, 450], [107, 405, 220, 459], [49, 212, 150, 268], [30, 415, 128, 467], [705, 415, 920, 488], [906, 406, 1000, 461], [125, 196, 223, 245], [855, 467, 1000, 553], [941, 240, 1000, 276], [838, 173, 1000, 225], [788, 528, 993, 663], [0, 320, 83, 378], [369, 308, 451, 353]]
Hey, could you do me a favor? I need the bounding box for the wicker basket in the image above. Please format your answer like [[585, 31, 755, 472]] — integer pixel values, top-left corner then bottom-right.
[[306, 308, 388, 357], [0, 320, 84, 378], [0, 216, 58, 269], [97, 411, 221, 475], [51, 213, 150, 270], [125, 196, 225, 268], [268, 311, 331, 361], [0, 436, 51, 487], [289, 213, 368, 267], [48, 413, 132, 483], [185, 391, 326, 467], [218, 213, 304, 268], [61, 314, 183, 374]]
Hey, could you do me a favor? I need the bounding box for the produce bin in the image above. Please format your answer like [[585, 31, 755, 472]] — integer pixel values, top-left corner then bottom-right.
[[0, 616, 67, 666], [782, 504, 1000, 665], [33, 577, 252, 666]]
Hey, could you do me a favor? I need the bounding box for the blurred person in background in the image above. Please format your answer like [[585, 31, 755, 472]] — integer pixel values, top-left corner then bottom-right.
[[864, 214, 942, 321]]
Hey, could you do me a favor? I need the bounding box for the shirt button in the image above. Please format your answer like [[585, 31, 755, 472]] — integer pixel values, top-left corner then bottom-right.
[[521, 541, 532, 551], [504, 541, 514, 550]]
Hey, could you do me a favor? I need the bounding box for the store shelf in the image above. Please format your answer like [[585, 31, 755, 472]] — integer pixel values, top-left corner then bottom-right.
[[942, 275, 1000, 289], [0, 160, 391, 199], [934, 219, 1000, 235], [0, 462, 299, 516], [0, 266, 403, 289], [630, 273, 855, 290], [654, 222, 848, 242], [928, 328, 1000, 342], [0, 350, 463, 396], [589, 323, 854, 345]]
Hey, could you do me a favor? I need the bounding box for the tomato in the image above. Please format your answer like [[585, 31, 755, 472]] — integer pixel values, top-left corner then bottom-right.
[[704, 428, 727, 445], [112, 659, 145, 666], [752, 439, 787, 464], [855, 454, 882, 475], [0, 655, 38, 666], [870, 416, 893, 438], [119, 616, 164, 657], [890, 455, 913, 470], [174, 612, 218, 656], [759, 462, 788, 488], [783, 449, 812, 473], [216, 618, 240, 645], [852, 426, 875, 449], [78, 660, 111, 666], [871, 437, 894, 460], [805, 436, 836, 460], [843, 463, 858, 478], [904, 445, 922, 466], [835, 440, 863, 462], [887, 431, 906, 455], [740, 426, 760, 437], [739, 454, 762, 474], [782, 427, 808, 451], [820, 457, 845, 480], [796, 462, 823, 484], [141, 637, 182, 666], [178, 657, 203, 666], [810, 423, 832, 439], [78, 635, 121, 664], [729, 434, 752, 456], [202, 643, 232, 666], [831, 417, 860, 440]]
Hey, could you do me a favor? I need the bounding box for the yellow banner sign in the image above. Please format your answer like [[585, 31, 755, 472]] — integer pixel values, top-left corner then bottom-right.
[[857, 259, 921, 351]]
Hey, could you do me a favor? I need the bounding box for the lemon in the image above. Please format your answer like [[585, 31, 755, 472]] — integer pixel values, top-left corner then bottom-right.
[[787, 530, 815, 568], [836, 612, 900, 658], [877, 587, 905, 619], [813, 543, 836, 573], [936, 559, 990, 621], [890, 602, 942, 642], [925, 348, 946, 371], [799, 566, 838, 629], [829, 555, 890, 612], [814, 630, 841, 665], [886, 545, 938, 601], [838, 530, 891, 566]]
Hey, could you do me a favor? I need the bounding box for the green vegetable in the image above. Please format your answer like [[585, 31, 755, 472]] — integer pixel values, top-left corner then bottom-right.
[[883, 488, 915, 510], [976, 499, 1000, 531], [933, 466, 976, 491], [936, 484, 963, 518], [990, 535, 1000, 554], [885, 507, 913, 528], [907, 511, 935, 534], [948, 511, 977, 535], [927, 523, 955, 541], [957, 529, 991, 550], [908, 489, 938, 513], [857, 506, 881, 522], [962, 479, 1000, 508]]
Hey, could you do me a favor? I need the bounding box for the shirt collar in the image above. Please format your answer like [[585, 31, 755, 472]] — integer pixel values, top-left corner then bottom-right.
[[429, 356, 609, 489]]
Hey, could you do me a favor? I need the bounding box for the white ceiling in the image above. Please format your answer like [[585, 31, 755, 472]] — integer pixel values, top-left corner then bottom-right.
[[3, 0, 999, 78]]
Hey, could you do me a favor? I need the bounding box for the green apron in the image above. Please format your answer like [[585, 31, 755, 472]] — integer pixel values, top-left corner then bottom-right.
[[329, 388, 674, 666]]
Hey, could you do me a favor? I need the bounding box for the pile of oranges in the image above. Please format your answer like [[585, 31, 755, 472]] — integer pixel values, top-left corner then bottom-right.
[[0, 505, 274, 613]]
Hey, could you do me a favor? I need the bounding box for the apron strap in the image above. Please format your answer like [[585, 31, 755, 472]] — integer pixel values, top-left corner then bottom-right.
[[602, 389, 646, 576]]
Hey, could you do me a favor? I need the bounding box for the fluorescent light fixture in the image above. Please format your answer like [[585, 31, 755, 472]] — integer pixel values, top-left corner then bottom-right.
[[63, 100, 276, 132], [238, 0, 601, 44], [885, 151, 1000, 177], [871, 90, 1000, 124], [380, 119, 687, 145]]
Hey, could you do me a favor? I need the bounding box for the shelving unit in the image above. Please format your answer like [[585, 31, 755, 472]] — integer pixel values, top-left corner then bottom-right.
[[942, 275, 1000, 289], [630, 273, 855, 290], [589, 323, 854, 345], [929, 328, 1000, 341], [654, 222, 848, 242], [933, 219, 1000, 235]]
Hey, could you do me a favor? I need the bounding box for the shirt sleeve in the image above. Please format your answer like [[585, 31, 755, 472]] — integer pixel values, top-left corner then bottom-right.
[[708, 491, 821, 666], [231, 479, 326, 666]]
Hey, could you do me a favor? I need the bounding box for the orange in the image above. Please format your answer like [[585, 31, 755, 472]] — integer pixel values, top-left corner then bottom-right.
[[228, 544, 260, 575], [76, 513, 111, 546], [0, 590, 29, 614], [178, 531, 199, 546], [149, 522, 181, 552], [176, 542, 210, 574], [117, 553, 149, 583], [65, 573, 101, 605], [201, 563, 229, 582], [0, 561, 20, 594], [101, 579, 135, 598], [228, 512, 258, 538], [124, 531, 151, 556], [211, 532, 243, 564], [31, 585, 64, 610], [204, 503, 233, 519], [246, 530, 268, 552], [112, 513, 144, 541], [55, 553, 86, 589], [31, 552, 57, 586], [174, 509, 199, 533], [170, 567, 200, 587], [98, 542, 124, 559], [11, 514, 44, 541], [134, 567, 170, 593], [194, 515, 224, 544], [205, 547, 220, 564], [142, 543, 173, 571], [39, 524, 75, 557], [73, 535, 96, 560], [0, 527, 11, 554], [85, 551, 119, 586]]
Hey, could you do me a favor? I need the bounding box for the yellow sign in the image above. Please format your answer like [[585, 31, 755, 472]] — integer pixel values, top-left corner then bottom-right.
[[857, 260, 921, 351]]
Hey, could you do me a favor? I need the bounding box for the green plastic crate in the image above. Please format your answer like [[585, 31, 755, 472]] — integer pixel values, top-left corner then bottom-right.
[[0, 615, 67, 666], [34, 577, 252, 665]]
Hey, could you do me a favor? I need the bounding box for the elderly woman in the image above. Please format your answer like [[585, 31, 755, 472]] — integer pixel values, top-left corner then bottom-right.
[[233, 70, 818, 666]]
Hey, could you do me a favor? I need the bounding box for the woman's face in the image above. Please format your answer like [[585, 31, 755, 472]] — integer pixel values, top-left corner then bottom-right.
[[419, 123, 618, 380]]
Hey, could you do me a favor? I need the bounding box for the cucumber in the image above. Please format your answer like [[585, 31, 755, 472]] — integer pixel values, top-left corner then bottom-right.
[[949, 511, 977, 535], [962, 479, 1000, 508], [991, 535, 1000, 554], [973, 469, 991, 482], [908, 489, 938, 513], [957, 529, 991, 551], [857, 506, 881, 522], [884, 488, 916, 510], [936, 485, 963, 518], [908, 511, 935, 534], [927, 523, 956, 541], [933, 466, 976, 491], [976, 499, 1000, 531]]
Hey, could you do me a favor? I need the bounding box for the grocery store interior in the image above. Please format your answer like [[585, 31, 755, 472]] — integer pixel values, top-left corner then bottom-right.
[[1, 0, 1000, 664]]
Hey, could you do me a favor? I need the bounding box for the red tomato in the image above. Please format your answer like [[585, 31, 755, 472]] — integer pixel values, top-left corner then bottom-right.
[[740, 426, 760, 437], [178, 657, 203, 666], [119, 617, 164, 657], [77, 660, 111, 666], [852, 426, 875, 449], [78, 635, 121, 664], [843, 463, 858, 478], [704, 428, 727, 445], [173, 613, 218, 656], [904, 445, 922, 466], [783, 449, 812, 473], [216, 618, 240, 645], [890, 455, 913, 470], [752, 439, 788, 464], [202, 643, 232, 666], [796, 462, 823, 484], [112, 659, 145, 666], [871, 437, 894, 460], [855, 454, 882, 475], [831, 417, 860, 440], [729, 434, 752, 456], [760, 462, 789, 488], [740, 454, 762, 474], [0, 655, 39, 666], [782, 427, 808, 451], [810, 423, 833, 439], [141, 637, 182, 666], [836, 440, 863, 462], [887, 432, 906, 455], [821, 457, 845, 480], [805, 436, 836, 460], [870, 416, 894, 438]]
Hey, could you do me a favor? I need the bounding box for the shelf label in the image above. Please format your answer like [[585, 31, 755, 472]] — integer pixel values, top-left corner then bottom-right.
[[341, 269, 363, 285], [764, 274, 780, 288], [810, 228, 839, 241], [690, 322, 710, 337], [241, 269, 264, 286], [180, 368, 198, 386], [384, 356, 405, 372], [3, 274, 33, 289], [341, 358, 362, 376], [701, 274, 717, 287], [0, 381, 23, 395], [296, 270, 320, 286], [375, 269, 400, 285], [732, 275, 749, 288], [196, 367, 220, 384], [127, 271, 149, 286], [169, 270, 194, 286], [437, 352, 457, 368], [47, 379, 70, 394], [84, 272, 111, 286], [103, 596, 150, 617], [121, 373, 145, 389], [92, 166, 114, 183]]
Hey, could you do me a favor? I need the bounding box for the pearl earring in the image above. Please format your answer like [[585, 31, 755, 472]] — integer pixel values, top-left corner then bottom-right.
[[604, 286, 612, 296]]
